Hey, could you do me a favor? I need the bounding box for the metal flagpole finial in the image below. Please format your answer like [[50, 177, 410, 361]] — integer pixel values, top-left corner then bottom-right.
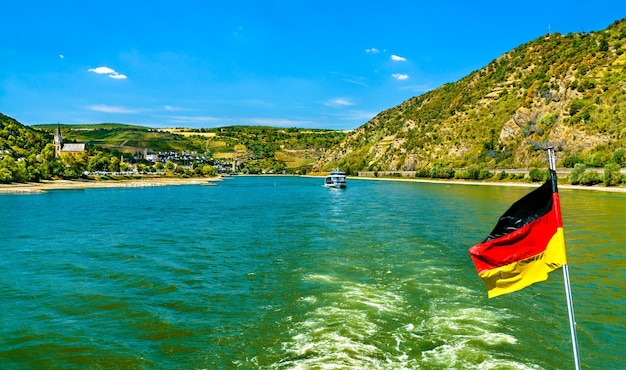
[[547, 146, 556, 172]]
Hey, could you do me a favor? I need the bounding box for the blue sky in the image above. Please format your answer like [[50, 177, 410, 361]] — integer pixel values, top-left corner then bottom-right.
[[2, 1, 625, 129]]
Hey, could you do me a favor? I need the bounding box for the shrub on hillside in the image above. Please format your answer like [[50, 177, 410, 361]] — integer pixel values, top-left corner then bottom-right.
[[562, 155, 582, 168], [613, 149, 625, 166]]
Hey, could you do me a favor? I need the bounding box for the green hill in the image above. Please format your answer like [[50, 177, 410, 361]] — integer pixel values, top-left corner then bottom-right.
[[1, 113, 51, 157], [162, 126, 347, 173], [0, 113, 58, 182], [32, 123, 195, 153], [32, 123, 347, 173], [315, 19, 626, 174]]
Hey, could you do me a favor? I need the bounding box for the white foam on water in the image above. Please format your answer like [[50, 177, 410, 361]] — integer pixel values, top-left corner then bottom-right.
[[475, 332, 517, 346], [273, 278, 409, 369], [340, 283, 404, 313], [413, 306, 539, 369], [299, 296, 317, 304], [281, 273, 534, 369], [304, 273, 336, 281]]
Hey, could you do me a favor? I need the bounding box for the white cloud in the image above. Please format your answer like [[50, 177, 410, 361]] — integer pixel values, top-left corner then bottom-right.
[[164, 105, 183, 111], [325, 98, 354, 107], [88, 66, 116, 74], [88, 66, 127, 79], [88, 104, 137, 113], [392, 73, 409, 80], [391, 54, 407, 62], [365, 48, 380, 54], [59, 54, 64, 59]]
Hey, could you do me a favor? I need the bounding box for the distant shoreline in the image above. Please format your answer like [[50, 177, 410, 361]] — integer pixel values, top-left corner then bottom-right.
[[0, 176, 220, 194], [347, 175, 626, 193], [1, 174, 625, 194]]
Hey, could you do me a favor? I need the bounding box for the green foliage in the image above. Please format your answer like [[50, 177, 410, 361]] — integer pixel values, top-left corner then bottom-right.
[[569, 163, 603, 186], [613, 149, 625, 166], [603, 162, 621, 186], [430, 165, 455, 179], [529, 168, 549, 182], [587, 149, 612, 167], [561, 155, 583, 168], [454, 166, 493, 180], [579, 170, 602, 186], [201, 164, 217, 177], [415, 167, 430, 178], [568, 163, 587, 185], [0, 114, 62, 183]]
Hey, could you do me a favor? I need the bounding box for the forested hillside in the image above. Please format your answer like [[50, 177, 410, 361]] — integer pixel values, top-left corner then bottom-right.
[[168, 126, 346, 173], [315, 19, 626, 175], [1, 113, 50, 156], [1, 115, 347, 182], [0, 113, 57, 182], [34, 124, 347, 174]]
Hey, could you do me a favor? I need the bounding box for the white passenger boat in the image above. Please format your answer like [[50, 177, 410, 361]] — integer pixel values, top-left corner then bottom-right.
[[324, 170, 347, 188]]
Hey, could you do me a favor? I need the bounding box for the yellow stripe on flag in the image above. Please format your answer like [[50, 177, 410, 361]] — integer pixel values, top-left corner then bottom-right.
[[478, 228, 566, 298]]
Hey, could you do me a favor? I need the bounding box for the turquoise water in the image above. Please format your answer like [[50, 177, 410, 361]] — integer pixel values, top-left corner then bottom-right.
[[0, 176, 624, 369]]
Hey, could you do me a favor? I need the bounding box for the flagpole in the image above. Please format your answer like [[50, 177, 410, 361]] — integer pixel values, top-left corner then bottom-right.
[[547, 146, 581, 370]]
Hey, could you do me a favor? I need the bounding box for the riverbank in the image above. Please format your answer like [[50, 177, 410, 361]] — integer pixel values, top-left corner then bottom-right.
[[2, 174, 625, 194], [0, 176, 220, 194], [348, 175, 626, 193]]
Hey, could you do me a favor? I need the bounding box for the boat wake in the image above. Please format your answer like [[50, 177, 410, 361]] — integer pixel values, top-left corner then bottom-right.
[[271, 273, 542, 369], [271, 274, 407, 369]]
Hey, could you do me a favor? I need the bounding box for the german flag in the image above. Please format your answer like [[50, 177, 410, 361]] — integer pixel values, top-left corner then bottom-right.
[[469, 178, 567, 298]]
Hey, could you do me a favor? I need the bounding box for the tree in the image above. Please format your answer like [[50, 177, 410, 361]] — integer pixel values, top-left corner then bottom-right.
[[88, 152, 110, 172], [568, 163, 586, 185], [201, 164, 216, 177], [0, 167, 12, 183], [603, 162, 621, 186], [529, 168, 549, 182], [613, 149, 625, 166], [580, 170, 601, 186], [599, 38, 609, 52], [109, 156, 121, 172], [60, 152, 88, 178]]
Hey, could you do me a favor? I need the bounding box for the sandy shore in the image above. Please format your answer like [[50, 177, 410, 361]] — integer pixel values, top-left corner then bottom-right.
[[0, 176, 220, 194]]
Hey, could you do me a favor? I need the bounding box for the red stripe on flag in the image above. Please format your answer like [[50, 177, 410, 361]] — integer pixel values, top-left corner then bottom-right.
[[469, 208, 559, 273]]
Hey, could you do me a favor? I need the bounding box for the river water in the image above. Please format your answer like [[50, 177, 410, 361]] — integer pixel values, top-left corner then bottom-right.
[[0, 176, 624, 369]]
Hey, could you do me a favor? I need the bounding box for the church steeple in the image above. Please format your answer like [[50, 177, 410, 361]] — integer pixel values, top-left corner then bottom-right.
[[53, 122, 63, 157]]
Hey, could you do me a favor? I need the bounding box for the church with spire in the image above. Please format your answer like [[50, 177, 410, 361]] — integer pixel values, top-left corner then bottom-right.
[[53, 123, 86, 157]]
